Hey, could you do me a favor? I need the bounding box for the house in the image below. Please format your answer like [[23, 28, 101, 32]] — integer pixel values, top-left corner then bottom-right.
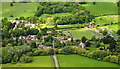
[[79, 42, 86, 48], [17, 35, 39, 43], [47, 31, 52, 34], [38, 45, 52, 49], [54, 37, 64, 40], [25, 23, 35, 28]]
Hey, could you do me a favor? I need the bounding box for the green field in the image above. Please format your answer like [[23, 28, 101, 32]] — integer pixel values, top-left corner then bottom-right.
[[68, 30, 94, 39], [100, 24, 119, 32], [2, 56, 55, 67], [82, 2, 118, 16], [2, 2, 39, 19], [57, 55, 119, 67], [94, 15, 118, 26]]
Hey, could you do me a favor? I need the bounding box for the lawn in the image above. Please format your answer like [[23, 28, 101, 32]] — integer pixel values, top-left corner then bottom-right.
[[68, 30, 94, 39], [2, 56, 55, 67], [82, 2, 118, 16], [2, 2, 39, 19], [57, 55, 119, 67]]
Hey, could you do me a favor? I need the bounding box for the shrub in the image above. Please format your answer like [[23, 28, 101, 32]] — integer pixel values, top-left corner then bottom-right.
[[91, 50, 109, 60], [77, 49, 89, 56], [33, 49, 44, 56], [44, 48, 54, 55], [20, 55, 32, 63], [103, 55, 118, 64]]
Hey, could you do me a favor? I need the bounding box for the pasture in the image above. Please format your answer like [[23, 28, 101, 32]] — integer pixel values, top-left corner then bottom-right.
[[94, 15, 118, 26], [57, 55, 119, 67], [82, 2, 118, 16], [2, 56, 55, 67], [2, 2, 39, 19]]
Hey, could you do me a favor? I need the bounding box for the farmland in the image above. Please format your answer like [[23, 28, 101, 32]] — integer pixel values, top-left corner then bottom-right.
[[82, 2, 118, 16], [2, 56, 55, 67], [1, 1, 120, 69], [57, 55, 119, 67], [2, 2, 39, 19]]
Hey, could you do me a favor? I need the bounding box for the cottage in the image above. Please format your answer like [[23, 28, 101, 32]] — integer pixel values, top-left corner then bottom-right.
[[25, 23, 35, 28], [79, 42, 86, 48], [38, 45, 52, 49], [54, 37, 64, 40]]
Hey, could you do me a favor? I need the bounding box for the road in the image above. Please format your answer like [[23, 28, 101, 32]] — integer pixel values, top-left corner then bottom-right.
[[52, 40, 59, 69]]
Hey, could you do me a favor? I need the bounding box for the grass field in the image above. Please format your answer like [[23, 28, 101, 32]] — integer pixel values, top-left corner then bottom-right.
[[2, 56, 55, 67], [100, 24, 118, 32], [94, 15, 118, 26], [57, 55, 119, 67], [2, 2, 39, 19], [68, 30, 94, 39], [82, 2, 118, 16]]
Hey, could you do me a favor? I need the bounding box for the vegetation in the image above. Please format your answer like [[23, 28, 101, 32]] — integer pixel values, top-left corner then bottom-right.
[[1, 2, 119, 68], [57, 55, 119, 67]]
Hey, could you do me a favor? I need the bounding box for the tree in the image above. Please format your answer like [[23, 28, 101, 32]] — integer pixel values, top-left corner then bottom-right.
[[11, 29, 25, 37], [37, 32, 43, 39], [81, 36, 87, 43], [117, 29, 120, 35], [10, 3, 13, 6], [91, 36, 96, 41], [109, 43, 116, 52], [20, 55, 32, 63], [26, 28, 39, 35], [30, 41, 37, 48], [103, 30, 108, 36]]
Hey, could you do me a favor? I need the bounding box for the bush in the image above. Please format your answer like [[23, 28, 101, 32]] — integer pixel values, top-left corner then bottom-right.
[[91, 50, 109, 60], [103, 55, 118, 64], [33, 49, 44, 56], [44, 42, 52, 46], [20, 55, 32, 63], [77, 49, 89, 57], [44, 48, 54, 55]]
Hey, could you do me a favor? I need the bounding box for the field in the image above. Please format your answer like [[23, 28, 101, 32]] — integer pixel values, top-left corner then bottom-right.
[[68, 30, 94, 39], [57, 55, 119, 67], [100, 24, 119, 32], [2, 56, 55, 67], [82, 2, 118, 16], [94, 15, 118, 26], [2, 2, 39, 19]]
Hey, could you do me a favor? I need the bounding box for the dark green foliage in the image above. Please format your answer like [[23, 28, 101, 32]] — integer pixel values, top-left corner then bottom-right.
[[44, 48, 54, 55], [91, 50, 110, 60], [85, 40, 91, 47], [30, 41, 37, 48], [103, 30, 108, 36], [2, 45, 31, 64], [20, 55, 32, 63], [44, 42, 52, 46], [81, 36, 87, 43], [11, 29, 25, 37], [66, 41, 77, 46], [91, 36, 96, 41], [10, 3, 13, 6], [26, 28, 39, 35], [54, 40, 64, 48], [101, 36, 116, 44], [117, 29, 120, 35]]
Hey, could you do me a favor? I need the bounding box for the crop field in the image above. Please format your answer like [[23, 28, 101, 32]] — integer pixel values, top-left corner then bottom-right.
[[57, 55, 119, 67], [2, 56, 55, 67], [2, 2, 39, 19], [82, 2, 118, 16]]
